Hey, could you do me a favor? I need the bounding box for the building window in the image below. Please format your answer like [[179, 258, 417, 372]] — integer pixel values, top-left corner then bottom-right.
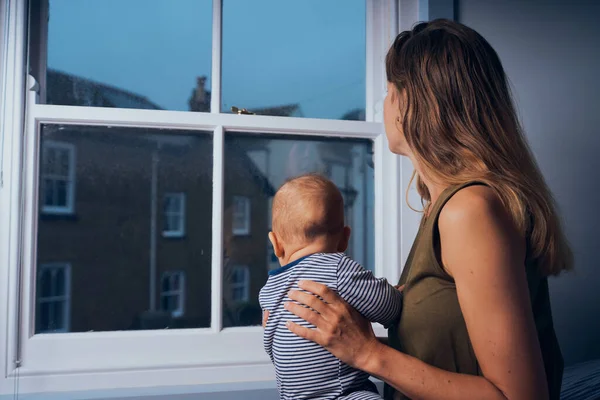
[[230, 266, 250, 303], [232, 196, 251, 236], [160, 271, 185, 318], [163, 193, 186, 237], [37, 263, 70, 333], [41, 141, 75, 214]]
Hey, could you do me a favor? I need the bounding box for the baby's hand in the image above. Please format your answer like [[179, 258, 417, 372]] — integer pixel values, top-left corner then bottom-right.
[[262, 310, 269, 328], [395, 284, 405, 292]]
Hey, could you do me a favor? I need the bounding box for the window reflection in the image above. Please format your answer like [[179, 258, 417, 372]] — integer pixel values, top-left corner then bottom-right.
[[223, 133, 374, 327], [36, 125, 213, 333]]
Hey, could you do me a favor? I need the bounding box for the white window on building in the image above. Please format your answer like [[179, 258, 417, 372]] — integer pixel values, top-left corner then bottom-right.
[[160, 271, 185, 318], [37, 263, 70, 333], [41, 141, 76, 214], [232, 196, 251, 236], [230, 266, 250, 303], [163, 193, 186, 237]]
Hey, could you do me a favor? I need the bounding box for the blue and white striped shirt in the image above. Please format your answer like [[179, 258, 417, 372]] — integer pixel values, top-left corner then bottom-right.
[[259, 253, 403, 400]]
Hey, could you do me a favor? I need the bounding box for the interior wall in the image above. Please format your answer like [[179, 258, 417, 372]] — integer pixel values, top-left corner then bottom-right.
[[457, 0, 600, 366]]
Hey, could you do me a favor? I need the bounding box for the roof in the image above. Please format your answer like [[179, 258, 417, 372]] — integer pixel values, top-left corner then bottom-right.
[[47, 69, 163, 110]]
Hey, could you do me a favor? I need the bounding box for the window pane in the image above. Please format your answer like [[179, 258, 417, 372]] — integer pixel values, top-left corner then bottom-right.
[[40, 302, 51, 331], [54, 268, 66, 296], [36, 124, 213, 333], [222, 133, 374, 327], [162, 275, 171, 293], [222, 0, 366, 120], [44, 148, 56, 173], [56, 180, 68, 206], [172, 273, 181, 290], [53, 301, 65, 330], [43, 0, 213, 112], [40, 270, 53, 298]]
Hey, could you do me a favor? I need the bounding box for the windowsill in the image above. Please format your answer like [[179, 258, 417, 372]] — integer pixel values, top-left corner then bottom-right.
[[39, 212, 78, 221], [162, 232, 186, 239]]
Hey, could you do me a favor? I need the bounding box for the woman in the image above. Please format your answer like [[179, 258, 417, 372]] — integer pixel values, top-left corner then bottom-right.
[[284, 19, 572, 400]]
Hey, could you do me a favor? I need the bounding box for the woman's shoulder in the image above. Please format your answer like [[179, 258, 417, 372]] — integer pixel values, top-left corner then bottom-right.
[[437, 184, 524, 274], [438, 184, 508, 230]]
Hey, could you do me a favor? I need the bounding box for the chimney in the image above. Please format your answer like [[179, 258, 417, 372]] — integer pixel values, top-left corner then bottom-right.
[[188, 76, 210, 112]]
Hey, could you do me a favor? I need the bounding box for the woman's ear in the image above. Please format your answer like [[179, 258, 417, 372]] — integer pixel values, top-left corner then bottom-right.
[[268, 231, 284, 258], [337, 226, 352, 252]]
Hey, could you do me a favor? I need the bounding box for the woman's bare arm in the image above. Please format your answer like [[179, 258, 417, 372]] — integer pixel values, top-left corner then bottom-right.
[[437, 186, 548, 399]]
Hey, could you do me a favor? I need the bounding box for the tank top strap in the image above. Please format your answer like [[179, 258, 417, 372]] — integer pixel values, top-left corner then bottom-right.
[[423, 181, 488, 231]]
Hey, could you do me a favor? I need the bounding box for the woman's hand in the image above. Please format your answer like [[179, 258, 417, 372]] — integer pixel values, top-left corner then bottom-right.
[[285, 280, 381, 370]]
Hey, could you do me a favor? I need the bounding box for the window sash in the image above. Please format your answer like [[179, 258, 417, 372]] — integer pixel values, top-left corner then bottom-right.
[[232, 196, 250, 235], [36, 263, 71, 333], [163, 193, 186, 236], [0, 0, 407, 394], [40, 141, 75, 214], [230, 266, 250, 302]]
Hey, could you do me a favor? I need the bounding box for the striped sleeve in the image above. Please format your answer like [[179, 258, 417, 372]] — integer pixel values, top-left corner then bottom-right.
[[337, 256, 402, 328]]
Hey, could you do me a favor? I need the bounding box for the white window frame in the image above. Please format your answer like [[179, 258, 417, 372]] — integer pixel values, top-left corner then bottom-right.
[[162, 192, 186, 238], [232, 196, 251, 236], [160, 271, 185, 318], [36, 263, 71, 333], [40, 140, 76, 215], [230, 265, 250, 303], [0, 0, 451, 396]]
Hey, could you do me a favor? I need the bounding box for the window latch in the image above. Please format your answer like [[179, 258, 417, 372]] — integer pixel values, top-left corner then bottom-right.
[[231, 106, 256, 115]]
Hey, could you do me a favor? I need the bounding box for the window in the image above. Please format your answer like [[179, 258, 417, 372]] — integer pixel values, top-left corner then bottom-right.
[[1, 0, 403, 395], [40, 140, 75, 214], [36, 263, 70, 333], [163, 193, 186, 237], [40, 0, 213, 111], [230, 266, 250, 303], [34, 125, 212, 333], [222, 0, 366, 120], [232, 196, 251, 235], [160, 271, 185, 318]]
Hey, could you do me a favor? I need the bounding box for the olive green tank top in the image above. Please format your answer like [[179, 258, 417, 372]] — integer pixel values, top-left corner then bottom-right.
[[384, 182, 564, 400]]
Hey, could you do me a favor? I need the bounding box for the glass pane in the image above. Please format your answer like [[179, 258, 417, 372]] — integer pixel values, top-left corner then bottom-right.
[[222, 133, 374, 327], [53, 301, 65, 330], [44, 0, 213, 112], [56, 180, 68, 206], [222, 0, 366, 120], [162, 276, 170, 293], [44, 148, 56, 174], [39, 302, 51, 331], [172, 273, 181, 290], [36, 124, 213, 333], [55, 268, 66, 296], [40, 269, 53, 298]]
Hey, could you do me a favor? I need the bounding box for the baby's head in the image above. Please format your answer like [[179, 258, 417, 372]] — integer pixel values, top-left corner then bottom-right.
[[269, 174, 351, 265]]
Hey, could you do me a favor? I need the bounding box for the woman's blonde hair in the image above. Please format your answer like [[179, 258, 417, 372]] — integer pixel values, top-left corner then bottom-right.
[[386, 19, 572, 276]]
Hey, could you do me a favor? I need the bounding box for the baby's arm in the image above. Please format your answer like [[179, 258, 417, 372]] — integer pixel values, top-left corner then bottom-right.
[[337, 257, 402, 328]]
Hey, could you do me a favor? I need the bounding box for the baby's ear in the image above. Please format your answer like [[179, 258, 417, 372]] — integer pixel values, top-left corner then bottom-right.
[[337, 226, 352, 252], [268, 231, 284, 258]]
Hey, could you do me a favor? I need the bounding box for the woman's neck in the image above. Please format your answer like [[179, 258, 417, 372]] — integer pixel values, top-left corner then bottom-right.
[[409, 155, 448, 213]]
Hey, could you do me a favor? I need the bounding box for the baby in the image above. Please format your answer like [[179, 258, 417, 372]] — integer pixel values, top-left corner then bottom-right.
[[259, 174, 402, 400]]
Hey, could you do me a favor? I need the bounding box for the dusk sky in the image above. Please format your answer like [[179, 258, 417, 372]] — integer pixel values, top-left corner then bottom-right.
[[47, 0, 366, 119]]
